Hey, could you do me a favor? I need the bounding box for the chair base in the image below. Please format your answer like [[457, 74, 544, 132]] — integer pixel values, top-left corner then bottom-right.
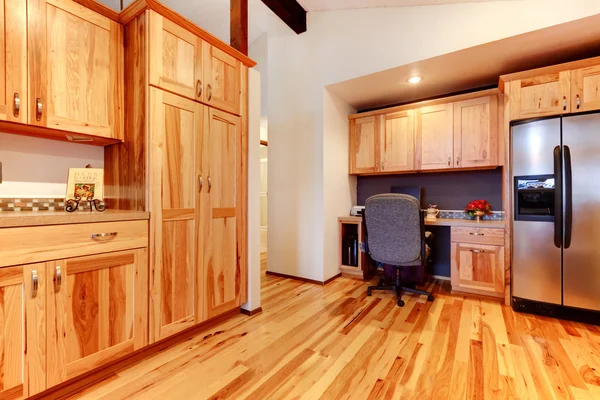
[[367, 271, 434, 307]]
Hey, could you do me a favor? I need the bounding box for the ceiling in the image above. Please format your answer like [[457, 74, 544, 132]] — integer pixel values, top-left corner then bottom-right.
[[296, 0, 513, 12], [327, 13, 600, 111]]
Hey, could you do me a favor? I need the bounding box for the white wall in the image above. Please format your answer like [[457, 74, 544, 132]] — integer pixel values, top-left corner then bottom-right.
[[249, 34, 268, 116], [0, 133, 104, 198], [267, 0, 600, 281]]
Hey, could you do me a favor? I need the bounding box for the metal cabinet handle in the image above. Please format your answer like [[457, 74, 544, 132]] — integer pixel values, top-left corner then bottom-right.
[[469, 232, 484, 236], [375, 161, 378, 168], [13, 93, 20, 117], [456, 154, 460, 166], [207, 176, 212, 193], [207, 84, 212, 101], [198, 175, 203, 192], [55, 265, 62, 291], [32, 270, 38, 297], [36, 98, 43, 121], [447, 155, 451, 166], [470, 249, 485, 253], [576, 94, 581, 110], [196, 80, 203, 97], [563, 96, 567, 111], [91, 232, 118, 240], [381, 161, 385, 170]]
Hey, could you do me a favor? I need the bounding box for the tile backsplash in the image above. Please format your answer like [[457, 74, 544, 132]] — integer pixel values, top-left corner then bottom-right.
[[0, 198, 104, 212]]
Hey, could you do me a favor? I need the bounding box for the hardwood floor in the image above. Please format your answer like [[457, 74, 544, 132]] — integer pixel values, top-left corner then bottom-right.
[[68, 269, 600, 399]]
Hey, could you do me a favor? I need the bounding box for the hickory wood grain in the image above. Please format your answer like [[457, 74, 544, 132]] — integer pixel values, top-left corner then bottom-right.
[[63, 273, 600, 400]]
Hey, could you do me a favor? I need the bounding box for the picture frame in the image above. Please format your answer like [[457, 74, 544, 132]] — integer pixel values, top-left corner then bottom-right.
[[65, 168, 104, 201]]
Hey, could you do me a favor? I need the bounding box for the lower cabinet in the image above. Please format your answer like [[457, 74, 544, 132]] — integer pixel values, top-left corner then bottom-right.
[[47, 249, 148, 387], [450, 227, 505, 298]]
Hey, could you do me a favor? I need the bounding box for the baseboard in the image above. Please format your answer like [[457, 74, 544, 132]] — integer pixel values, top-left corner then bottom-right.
[[324, 273, 342, 285], [430, 274, 451, 281], [30, 308, 240, 400], [266, 270, 325, 285], [241, 306, 263, 316]]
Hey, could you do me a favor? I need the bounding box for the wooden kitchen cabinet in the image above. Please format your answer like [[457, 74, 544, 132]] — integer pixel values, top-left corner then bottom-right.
[[416, 103, 453, 170], [350, 115, 379, 174], [28, 0, 123, 139], [454, 96, 498, 168], [571, 65, 600, 113], [203, 43, 241, 115], [199, 107, 245, 320], [149, 88, 202, 342], [508, 71, 570, 119], [148, 11, 203, 102], [0, 264, 46, 398], [450, 227, 505, 298], [46, 249, 148, 387], [381, 110, 415, 172], [0, 0, 28, 124]]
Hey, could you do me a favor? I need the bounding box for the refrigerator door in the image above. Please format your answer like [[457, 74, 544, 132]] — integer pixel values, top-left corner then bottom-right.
[[562, 113, 600, 311], [511, 119, 562, 304]]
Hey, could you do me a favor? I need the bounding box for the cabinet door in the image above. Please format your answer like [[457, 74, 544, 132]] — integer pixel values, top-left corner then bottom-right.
[[0, 264, 46, 398], [203, 42, 241, 115], [200, 108, 245, 320], [349, 116, 379, 174], [454, 96, 498, 168], [0, 0, 27, 123], [381, 110, 415, 172], [148, 11, 203, 102], [416, 103, 453, 170], [47, 250, 147, 386], [510, 71, 570, 119], [28, 0, 123, 138], [451, 242, 504, 295], [149, 88, 202, 342], [571, 66, 600, 113]]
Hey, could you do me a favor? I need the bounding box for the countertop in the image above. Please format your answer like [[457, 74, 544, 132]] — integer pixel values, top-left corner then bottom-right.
[[0, 210, 150, 228], [339, 215, 505, 229]]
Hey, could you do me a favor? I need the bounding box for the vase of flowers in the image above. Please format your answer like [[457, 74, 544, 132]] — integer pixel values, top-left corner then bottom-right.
[[465, 199, 493, 221]]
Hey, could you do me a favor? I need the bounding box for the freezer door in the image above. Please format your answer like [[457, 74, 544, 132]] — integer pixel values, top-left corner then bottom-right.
[[511, 119, 562, 304], [562, 113, 600, 311], [512, 221, 562, 304]]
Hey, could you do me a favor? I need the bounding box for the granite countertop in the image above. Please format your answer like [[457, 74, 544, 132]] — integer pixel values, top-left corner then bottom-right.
[[0, 210, 150, 228], [339, 215, 505, 229]]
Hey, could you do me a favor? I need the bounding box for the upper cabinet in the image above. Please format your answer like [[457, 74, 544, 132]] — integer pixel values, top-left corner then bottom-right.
[[381, 110, 415, 173], [203, 43, 241, 115], [0, 0, 28, 124], [571, 65, 600, 113], [28, 0, 124, 139], [508, 71, 570, 120], [416, 103, 454, 171], [454, 96, 498, 168], [349, 116, 379, 174], [149, 11, 203, 102]]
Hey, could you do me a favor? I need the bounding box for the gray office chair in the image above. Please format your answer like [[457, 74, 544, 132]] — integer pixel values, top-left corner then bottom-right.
[[363, 194, 434, 307]]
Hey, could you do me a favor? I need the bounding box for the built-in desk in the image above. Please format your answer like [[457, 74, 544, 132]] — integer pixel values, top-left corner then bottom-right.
[[338, 215, 507, 301]]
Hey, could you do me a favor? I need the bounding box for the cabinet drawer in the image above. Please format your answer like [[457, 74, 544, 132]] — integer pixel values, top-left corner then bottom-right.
[[0, 220, 148, 267], [451, 227, 504, 245]]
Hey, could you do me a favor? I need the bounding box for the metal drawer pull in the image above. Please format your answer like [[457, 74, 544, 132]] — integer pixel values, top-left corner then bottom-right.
[[13, 93, 20, 117], [91, 232, 118, 240], [32, 270, 38, 297], [469, 232, 484, 236], [447, 155, 451, 166], [196, 79, 203, 97], [36, 98, 43, 120], [456, 154, 460, 166], [470, 249, 485, 253], [563, 96, 567, 111], [207, 176, 212, 193], [55, 265, 62, 291], [198, 175, 203, 192], [207, 84, 213, 101], [576, 94, 581, 109]]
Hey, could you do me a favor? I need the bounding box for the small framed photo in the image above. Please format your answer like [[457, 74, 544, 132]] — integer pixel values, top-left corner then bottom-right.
[[66, 168, 104, 201]]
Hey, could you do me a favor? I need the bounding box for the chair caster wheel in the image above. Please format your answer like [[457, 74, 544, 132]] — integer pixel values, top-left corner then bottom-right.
[[367, 289, 372, 296], [427, 295, 434, 302], [397, 299, 405, 307]]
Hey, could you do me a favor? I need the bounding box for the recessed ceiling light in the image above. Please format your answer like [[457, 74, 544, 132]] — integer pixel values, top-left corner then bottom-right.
[[407, 76, 423, 84]]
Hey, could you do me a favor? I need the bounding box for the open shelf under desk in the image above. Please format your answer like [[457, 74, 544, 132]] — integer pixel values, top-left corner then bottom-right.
[[340, 216, 505, 229]]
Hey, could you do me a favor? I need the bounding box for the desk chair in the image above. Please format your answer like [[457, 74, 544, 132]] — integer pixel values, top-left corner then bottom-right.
[[363, 194, 434, 307]]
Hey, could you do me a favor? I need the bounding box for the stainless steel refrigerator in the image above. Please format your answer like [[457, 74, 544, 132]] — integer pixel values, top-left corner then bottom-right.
[[512, 113, 600, 316]]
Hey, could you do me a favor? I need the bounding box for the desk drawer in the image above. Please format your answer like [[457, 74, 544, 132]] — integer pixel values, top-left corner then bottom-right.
[[451, 227, 504, 245], [0, 220, 148, 267]]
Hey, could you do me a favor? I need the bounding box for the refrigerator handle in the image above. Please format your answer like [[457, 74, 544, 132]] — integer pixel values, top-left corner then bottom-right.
[[564, 145, 573, 249], [553, 146, 563, 248]]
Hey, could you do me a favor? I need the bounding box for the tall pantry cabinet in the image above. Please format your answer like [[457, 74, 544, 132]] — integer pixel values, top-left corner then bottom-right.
[[105, 10, 249, 343]]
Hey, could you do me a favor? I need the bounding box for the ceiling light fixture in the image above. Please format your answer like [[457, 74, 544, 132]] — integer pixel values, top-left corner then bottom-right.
[[407, 76, 423, 84]]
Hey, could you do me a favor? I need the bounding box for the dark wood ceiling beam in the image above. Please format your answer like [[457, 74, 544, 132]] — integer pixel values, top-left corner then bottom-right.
[[231, 0, 248, 55], [261, 0, 306, 35]]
